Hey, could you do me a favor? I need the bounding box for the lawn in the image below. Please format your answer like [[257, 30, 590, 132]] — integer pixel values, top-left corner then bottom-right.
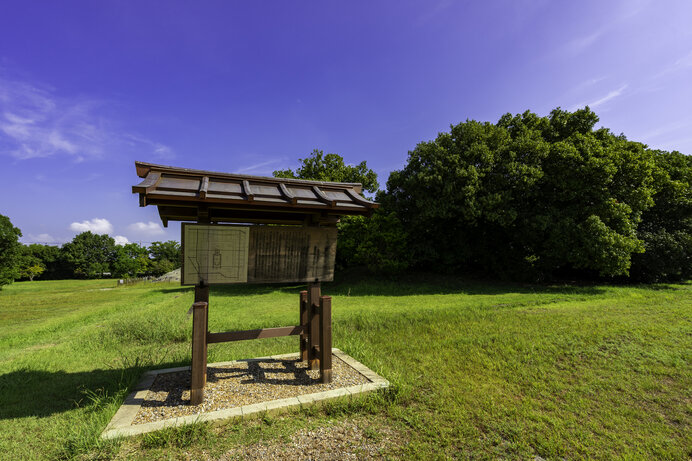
[[0, 274, 690, 460]]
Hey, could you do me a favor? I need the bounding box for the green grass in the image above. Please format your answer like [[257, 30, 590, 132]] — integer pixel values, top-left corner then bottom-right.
[[0, 274, 690, 459]]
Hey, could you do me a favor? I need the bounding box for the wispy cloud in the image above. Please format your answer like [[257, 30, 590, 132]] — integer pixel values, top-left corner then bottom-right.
[[0, 73, 173, 161], [571, 84, 628, 111], [651, 49, 692, 80], [565, 30, 603, 54], [123, 133, 175, 160], [69, 218, 114, 235], [637, 118, 692, 143], [562, 0, 649, 56], [587, 84, 628, 108], [236, 158, 286, 175]]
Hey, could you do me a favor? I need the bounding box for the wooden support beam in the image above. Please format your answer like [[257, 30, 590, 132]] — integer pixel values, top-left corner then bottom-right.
[[319, 295, 332, 383], [312, 186, 336, 207], [190, 296, 208, 405], [199, 176, 209, 199], [279, 183, 298, 204], [307, 282, 321, 370], [300, 290, 308, 361], [207, 325, 304, 343]]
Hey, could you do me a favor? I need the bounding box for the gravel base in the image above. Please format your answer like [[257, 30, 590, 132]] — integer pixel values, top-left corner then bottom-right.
[[217, 418, 404, 460], [133, 354, 370, 425]]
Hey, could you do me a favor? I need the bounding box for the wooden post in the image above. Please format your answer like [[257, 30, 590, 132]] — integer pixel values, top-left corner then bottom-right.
[[307, 281, 321, 370], [191, 283, 209, 405], [299, 290, 308, 361], [319, 295, 332, 383]]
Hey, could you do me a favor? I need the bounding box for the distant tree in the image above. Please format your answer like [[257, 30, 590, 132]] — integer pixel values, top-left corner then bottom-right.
[[149, 241, 181, 265], [149, 258, 176, 277], [19, 264, 45, 282], [147, 240, 180, 276], [17, 245, 46, 281], [61, 232, 116, 278], [274, 149, 379, 195], [112, 243, 150, 278], [26, 244, 68, 279], [0, 214, 22, 288], [20, 244, 70, 280]]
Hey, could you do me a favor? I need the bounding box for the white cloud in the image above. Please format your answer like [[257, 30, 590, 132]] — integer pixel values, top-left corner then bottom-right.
[[113, 235, 130, 246], [0, 73, 173, 161], [127, 221, 166, 236], [69, 218, 113, 235]]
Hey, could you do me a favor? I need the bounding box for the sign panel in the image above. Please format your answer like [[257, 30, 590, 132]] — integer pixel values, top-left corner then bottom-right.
[[182, 224, 249, 285], [182, 224, 337, 285], [248, 226, 337, 283]]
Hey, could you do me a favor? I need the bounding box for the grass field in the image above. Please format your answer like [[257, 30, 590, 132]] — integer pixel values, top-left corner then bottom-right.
[[0, 274, 690, 460]]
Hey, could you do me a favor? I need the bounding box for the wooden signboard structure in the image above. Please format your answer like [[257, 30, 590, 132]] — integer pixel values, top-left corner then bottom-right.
[[132, 161, 378, 404]]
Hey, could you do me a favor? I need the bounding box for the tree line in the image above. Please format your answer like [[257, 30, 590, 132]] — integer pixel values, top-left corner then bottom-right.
[[0, 223, 180, 286], [277, 108, 691, 283]]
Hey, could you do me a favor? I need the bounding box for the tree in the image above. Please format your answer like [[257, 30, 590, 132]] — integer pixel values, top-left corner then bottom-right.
[[0, 214, 22, 288], [273, 150, 399, 272], [22, 244, 69, 280], [149, 241, 180, 264], [385, 108, 658, 279], [17, 245, 46, 281], [20, 264, 45, 282], [148, 241, 181, 276], [337, 208, 410, 273], [112, 243, 150, 278], [630, 150, 692, 282], [274, 149, 379, 195], [61, 232, 116, 278]]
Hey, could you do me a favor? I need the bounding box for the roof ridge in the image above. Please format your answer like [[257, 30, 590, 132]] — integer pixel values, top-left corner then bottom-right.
[[135, 161, 364, 190]]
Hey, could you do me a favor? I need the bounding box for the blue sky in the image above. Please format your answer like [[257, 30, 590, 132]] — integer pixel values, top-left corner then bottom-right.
[[1, 0, 691, 245]]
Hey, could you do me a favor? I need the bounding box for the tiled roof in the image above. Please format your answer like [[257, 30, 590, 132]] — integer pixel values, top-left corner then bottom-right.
[[132, 161, 378, 226]]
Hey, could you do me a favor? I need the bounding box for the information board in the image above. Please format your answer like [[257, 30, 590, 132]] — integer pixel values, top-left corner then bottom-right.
[[181, 224, 337, 285], [182, 224, 249, 285]]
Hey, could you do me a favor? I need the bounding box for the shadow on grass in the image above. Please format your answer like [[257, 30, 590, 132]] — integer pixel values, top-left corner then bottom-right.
[[155, 276, 689, 301], [163, 274, 613, 298], [0, 363, 178, 420]]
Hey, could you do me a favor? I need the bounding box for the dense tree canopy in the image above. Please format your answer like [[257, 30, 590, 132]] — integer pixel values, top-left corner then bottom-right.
[[384, 108, 660, 279], [0, 214, 22, 288], [630, 150, 692, 281]]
